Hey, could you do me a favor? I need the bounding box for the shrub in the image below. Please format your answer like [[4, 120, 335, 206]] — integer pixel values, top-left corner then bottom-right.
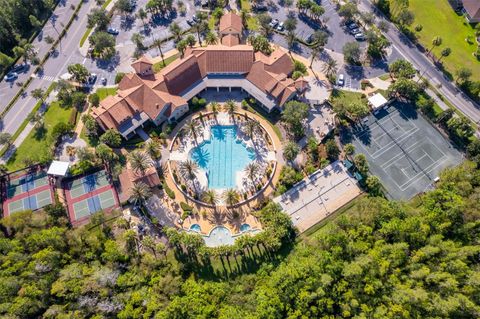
[[181, 184, 187, 192], [180, 201, 193, 212], [68, 108, 78, 125], [51, 122, 73, 140], [241, 100, 249, 109], [293, 60, 307, 75], [162, 182, 175, 199], [115, 72, 126, 84], [89, 93, 100, 106]]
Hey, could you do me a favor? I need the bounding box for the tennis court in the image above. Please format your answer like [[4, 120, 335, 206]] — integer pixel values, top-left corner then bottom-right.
[[72, 189, 117, 220], [342, 102, 463, 200], [64, 170, 119, 224], [2, 169, 54, 216], [68, 171, 110, 199], [7, 190, 53, 214]]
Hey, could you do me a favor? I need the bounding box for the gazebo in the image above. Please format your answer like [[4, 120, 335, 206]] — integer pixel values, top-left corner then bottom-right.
[[368, 93, 388, 112]]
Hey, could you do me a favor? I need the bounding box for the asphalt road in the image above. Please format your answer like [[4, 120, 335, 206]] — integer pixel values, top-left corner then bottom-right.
[[0, 0, 96, 135], [358, 0, 480, 125], [0, 0, 83, 113]]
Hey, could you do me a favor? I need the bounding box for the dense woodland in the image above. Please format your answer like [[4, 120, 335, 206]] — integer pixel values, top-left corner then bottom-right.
[[0, 0, 56, 72], [0, 160, 479, 318]]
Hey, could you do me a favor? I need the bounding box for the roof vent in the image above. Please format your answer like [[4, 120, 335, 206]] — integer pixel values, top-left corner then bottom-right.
[[156, 103, 159, 109]]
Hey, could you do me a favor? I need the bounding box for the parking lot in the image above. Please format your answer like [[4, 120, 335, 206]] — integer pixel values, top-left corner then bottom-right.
[[342, 102, 463, 200]]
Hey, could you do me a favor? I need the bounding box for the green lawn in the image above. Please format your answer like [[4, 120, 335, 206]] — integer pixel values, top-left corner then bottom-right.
[[6, 101, 72, 171], [96, 87, 117, 101], [152, 54, 179, 73], [329, 89, 366, 106], [407, 0, 480, 81]]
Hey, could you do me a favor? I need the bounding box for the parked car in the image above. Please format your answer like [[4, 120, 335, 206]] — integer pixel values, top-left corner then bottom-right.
[[186, 19, 195, 26], [350, 28, 361, 35], [107, 27, 119, 35], [269, 19, 279, 28], [4, 72, 18, 82], [337, 74, 345, 86], [88, 73, 97, 84], [347, 22, 359, 30], [354, 33, 366, 41], [252, 4, 268, 11], [11, 63, 27, 73], [192, 15, 200, 23], [276, 22, 284, 31]]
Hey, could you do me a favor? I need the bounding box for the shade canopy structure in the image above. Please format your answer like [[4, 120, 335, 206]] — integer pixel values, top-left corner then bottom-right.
[[368, 93, 388, 110], [47, 161, 70, 176]]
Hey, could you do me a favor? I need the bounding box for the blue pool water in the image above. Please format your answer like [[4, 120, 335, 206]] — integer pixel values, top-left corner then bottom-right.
[[190, 125, 255, 189], [204, 226, 235, 247], [240, 223, 251, 232], [190, 224, 201, 232]]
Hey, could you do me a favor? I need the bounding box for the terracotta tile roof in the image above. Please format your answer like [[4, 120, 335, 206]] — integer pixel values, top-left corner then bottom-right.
[[463, 0, 480, 20], [221, 34, 240, 47], [118, 164, 160, 202], [192, 45, 254, 73], [255, 49, 294, 75], [219, 12, 243, 34], [93, 93, 140, 130], [93, 43, 300, 133], [163, 55, 204, 95], [131, 56, 153, 74]]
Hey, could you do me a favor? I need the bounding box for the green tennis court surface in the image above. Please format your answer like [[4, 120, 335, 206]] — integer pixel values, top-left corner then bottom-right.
[[7, 190, 52, 215], [6, 172, 48, 199], [72, 189, 117, 220], [68, 171, 110, 199]]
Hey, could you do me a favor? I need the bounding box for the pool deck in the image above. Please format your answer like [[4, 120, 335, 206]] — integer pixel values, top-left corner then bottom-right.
[[164, 107, 285, 236]]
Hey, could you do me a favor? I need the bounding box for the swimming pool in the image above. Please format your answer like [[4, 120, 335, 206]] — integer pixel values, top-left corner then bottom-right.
[[190, 224, 201, 233], [190, 125, 255, 190]]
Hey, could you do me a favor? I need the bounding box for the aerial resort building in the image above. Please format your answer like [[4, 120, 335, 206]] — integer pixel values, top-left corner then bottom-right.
[[91, 12, 308, 139]]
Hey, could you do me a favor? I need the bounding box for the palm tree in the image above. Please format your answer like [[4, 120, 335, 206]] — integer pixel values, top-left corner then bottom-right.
[[130, 181, 152, 206], [210, 101, 220, 118], [178, 160, 199, 193], [428, 36, 442, 56], [144, 140, 162, 163], [184, 119, 201, 143], [128, 150, 153, 176], [244, 120, 260, 141], [31, 88, 45, 104], [192, 20, 208, 46], [437, 47, 451, 63], [169, 22, 183, 42], [310, 44, 323, 68], [322, 58, 338, 79], [223, 188, 240, 207], [224, 100, 237, 120], [153, 38, 165, 66], [244, 162, 259, 186], [283, 141, 300, 162], [205, 31, 218, 45], [202, 189, 218, 207]]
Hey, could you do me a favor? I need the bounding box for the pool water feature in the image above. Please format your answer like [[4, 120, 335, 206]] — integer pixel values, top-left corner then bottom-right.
[[190, 125, 255, 190], [190, 224, 201, 232], [240, 223, 251, 232], [203, 226, 235, 247]]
